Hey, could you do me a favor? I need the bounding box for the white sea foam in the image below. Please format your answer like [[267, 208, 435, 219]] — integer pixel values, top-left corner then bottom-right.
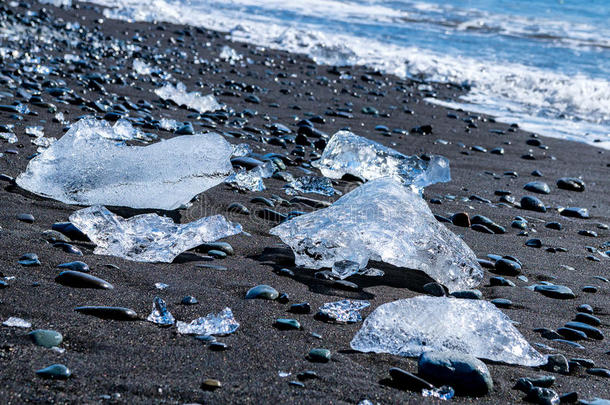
[[82, 0, 610, 148]]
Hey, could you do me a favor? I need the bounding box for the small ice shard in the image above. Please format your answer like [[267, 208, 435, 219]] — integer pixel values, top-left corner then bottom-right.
[[350, 296, 546, 366], [312, 131, 450, 188], [225, 160, 277, 192], [284, 176, 336, 196], [154, 282, 169, 290], [25, 126, 44, 138], [133, 59, 156, 75], [232, 143, 252, 157], [158, 118, 180, 131], [176, 307, 239, 335], [270, 177, 483, 291], [0, 132, 17, 143], [147, 297, 175, 326], [54, 112, 67, 125], [2, 317, 31, 328], [154, 82, 221, 113], [69, 206, 242, 263], [332, 260, 360, 279], [219, 46, 243, 63], [278, 371, 291, 378], [32, 136, 56, 149], [422, 386, 455, 401], [318, 300, 370, 323], [16, 118, 233, 210]]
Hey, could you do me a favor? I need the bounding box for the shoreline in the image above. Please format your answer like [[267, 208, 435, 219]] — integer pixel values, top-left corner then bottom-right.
[[0, 1, 609, 404]]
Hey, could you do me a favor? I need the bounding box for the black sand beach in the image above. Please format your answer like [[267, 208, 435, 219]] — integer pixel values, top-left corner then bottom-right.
[[0, 2, 608, 403]]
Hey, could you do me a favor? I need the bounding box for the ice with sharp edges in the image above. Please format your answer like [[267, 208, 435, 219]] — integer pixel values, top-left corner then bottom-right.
[[225, 160, 277, 192], [176, 307, 239, 335], [350, 296, 546, 367], [69, 205, 242, 263], [318, 299, 370, 323], [147, 297, 175, 326], [219, 45, 243, 63], [154, 82, 222, 113], [2, 317, 31, 328], [16, 118, 233, 210], [312, 131, 450, 189], [133, 59, 157, 75], [270, 177, 482, 291], [284, 176, 336, 196], [0, 132, 17, 143]]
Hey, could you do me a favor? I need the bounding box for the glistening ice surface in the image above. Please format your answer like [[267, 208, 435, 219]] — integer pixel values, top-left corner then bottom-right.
[[350, 296, 546, 367], [176, 307, 239, 335], [69, 206, 242, 263], [270, 177, 483, 292], [154, 82, 221, 113], [312, 131, 450, 188], [16, 118, 234, 210]]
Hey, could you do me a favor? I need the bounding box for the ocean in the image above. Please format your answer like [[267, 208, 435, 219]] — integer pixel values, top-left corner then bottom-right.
[[82, 0, 610, 148]]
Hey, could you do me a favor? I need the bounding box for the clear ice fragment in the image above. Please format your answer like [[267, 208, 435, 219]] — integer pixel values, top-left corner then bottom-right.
[[154, 82, 221, 113], [422, 386, 455, 401], [318, 299, 370, 323], [25, 126, 44, 137], [133, 59, 157, 75], [284, 176, 336, 196], [232, 143, 252, 157], [2, 317, 31, 328], [154, 282, 169, 290], [219, 46, 243, 63], [176, 307, 239, 335], [350, 296, 546, 366], [147, 297, 175, 326], [225, 161, 277, 192], [158, 118, 180, 131], [312, 131, 450, 188], [69, 206, 242, 263], [332, 260, 360, 279], [270, 177, 483, 292], [16, 118, 233, 210], [0, 132, 17, 143]]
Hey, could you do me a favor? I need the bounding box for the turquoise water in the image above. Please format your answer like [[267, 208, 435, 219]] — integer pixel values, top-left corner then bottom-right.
[[92, 0, 610, 147]]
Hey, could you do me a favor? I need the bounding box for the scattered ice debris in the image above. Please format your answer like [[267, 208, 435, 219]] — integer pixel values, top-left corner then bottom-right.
[[2, 317, 31, 328], [278, 371, 291, 378], [312, 131, 450, 189], [16, 118, 233, 210], [132, 59, 157, 75], [176, 307, 239, 335], [154, 282, 169, 290], [318, 300, 370, 323], [219, 45, 243, 64], [270, 177, 483, 291], [32, 136, 56, 149], [154, 82, 222, 113], [0, 132, 17, 143], [350, 296, 546, 366], [232, 143, 252, 157], [284, 176, 336, 196], [25, 126, 44, 138], [38, 0, 72, 6], [158, 118, 180, 131], [54, 112, 68, 125], [225, 160, 277, 192], [147, 297, 175, 326], [69, 206, 242, 263], [422, 386, 455, 401]]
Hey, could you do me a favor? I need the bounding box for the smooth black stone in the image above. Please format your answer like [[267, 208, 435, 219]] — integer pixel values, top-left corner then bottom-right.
[[435, 214, 451, 223], [541, 330, 562, 340], [544, 354, 569, 374], [519, 375, 556, 389], [525, 238, 542, 248], [274, 318, 301, 330], [586, 368, 610, 378], [423, 282, 447, 297], [17, 213, 35, 223], [491, 298, 512, 308], [289, 196, 331, 208], [525, 387, 559, 405], [560, 207, 589, 219], [57, 261, 89, 272], [471, 215, 505, 234], [195, 264, 228, 271], [418, 351, 492, 396], [19, 253, 40, 266], [278, 268, 295, 277], [578, 230, 598, 238], [512, 220, 528, 230], [451, 212, 470, 227], [582, 285, 598, 293], [450, 290, 482, 300], [227, 202, 250, 215], [556, 327, 587, 341], [74, 306, 138, 321], [36, 364, 71, 380], [521, 196, 546, 212], [251, 197, 275, 207], [296, 371, 318, 381], [571, 358, 595, 368], [194, 335, 216, 344], [534, 285, 576, 299], [477, 258, 495, 269], [557, 177, 585, 192], [493, 258, 522, 276], [524, 181, 551, 194], [56, 271, 113, 289], [564, 322, 604, 340], [209, 342, 228, 351], [51, 222, 88, 241], [574, 313, 600, 326], [389, 367, 433, 391], [245, 285, 279, 300], [471, 224, 494, 234], [577, 304, 594, 314], [181, 296, 198, 305], [53, 242, 83, 256], [289, 302, 311, 314], [490, 276, 516, 287], [545, 222, 562, 230], [175, 123, 194, 135], [307, 348, 331, 363], [558, 392, 578, 403], [331, 279, 359, 291]]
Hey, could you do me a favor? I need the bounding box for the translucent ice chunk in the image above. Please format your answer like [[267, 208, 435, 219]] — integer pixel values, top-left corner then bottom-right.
[[69, 206, 242, 263], [225, 160, 277, 192], [422, 386, 455, 401], [25, 126, 44, 138], [0, 132, 17, 143], [2, 317, 31, 328], [219, 46, 243, 63], [154, 82, 222, 113], [16, 118, 233, 210], [332, 260, 360, 279], [312, 131, 450, 188], [133, 59, 157, 75], [270, 177, 483, 291], [350, 296, 546, 367], [318, 299, 370, 323], [158, 118, 180, 131], [176, 307, 239, 335], [147, 297, 175, 326], [232, 143, 252, 157], [284, 176, 336, 196]]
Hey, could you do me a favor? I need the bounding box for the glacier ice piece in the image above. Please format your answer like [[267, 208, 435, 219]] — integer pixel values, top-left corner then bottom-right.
[[318, 299, 370, 323], [25, 126, 44, 137], [16, 118, 233, 210], [133, 59, 157, 75], [312, 131, 450, 188], [350, 296, 546, 366], [176, 307, 239, 335], [154, 82, 221, 113], [422, 386, 455, 401], [270, 177, 482, 291], [0, 132, 17, 143], [2, 317, 31, 328], [225, 160, 277, 192], [158, 118, 180, 131], [332, 260, 360, 279], [284, 176, 336, 196], [232, 143, 252, 157], [69, 206, 242, 263], [219, 46, 243, 63], [147, 297, 175, 326]]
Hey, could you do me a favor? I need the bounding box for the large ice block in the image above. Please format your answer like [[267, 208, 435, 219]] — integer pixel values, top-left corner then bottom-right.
[[270, 177, 482, 291], [69, 206, 242, 263], [16, 118, 233, 210], [350, 296, 546, 367], [312, 131, 450, 188], [154, 82, 221, 113]]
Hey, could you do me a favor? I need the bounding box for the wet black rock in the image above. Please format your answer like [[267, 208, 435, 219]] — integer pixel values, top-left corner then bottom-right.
[[490, 276, 516, 287], [56, 271, 113, 289], [545, 222, 562, 230], [525, 387, 559, 405], [560, 207, 589, 219], [181, 296, 198, 305], [524, 181, 551, 194], [36, 364, 71, 380], [418, 351, 492, 396], [557, 177, 585, 192], [493, 258, 522, 276], [520, 196, 546, 212], [574, 313, 601, 326], [451, 212, 470, 227], [289, 302, 311, 314], [227, 202, 250, 215], [491, 298, 512, 308], [423, 282, 447, 297], [556, 327, 587, 341], [57, 261, 90, 272], [564, 322, 604, 340], [586, 368, 610, 378], [52, 222, 88, 241], [525, 239, 542, 248], [534, 284, 575, 299], [17, 213, 35, 223]]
